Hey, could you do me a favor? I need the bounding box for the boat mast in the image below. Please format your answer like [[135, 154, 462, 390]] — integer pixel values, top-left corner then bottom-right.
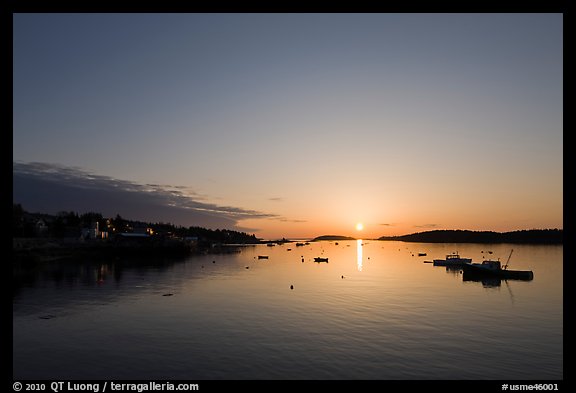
[[503, 249, 513, 270]]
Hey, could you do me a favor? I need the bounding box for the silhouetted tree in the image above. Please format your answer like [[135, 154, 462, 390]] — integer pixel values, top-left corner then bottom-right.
[[110, 214, 129, 233], [12, 204, 35, 237]]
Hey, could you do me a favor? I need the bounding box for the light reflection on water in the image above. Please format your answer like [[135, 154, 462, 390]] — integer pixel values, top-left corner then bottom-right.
[[13, 241, 563, 379], [357, 239, 363, 271]]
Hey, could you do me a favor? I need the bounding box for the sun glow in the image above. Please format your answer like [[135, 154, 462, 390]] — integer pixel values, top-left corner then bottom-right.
[[356, 222, 364, 231]]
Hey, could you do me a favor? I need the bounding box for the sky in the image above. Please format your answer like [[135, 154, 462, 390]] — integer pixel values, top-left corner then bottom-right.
[[13, 13, 563, 239]]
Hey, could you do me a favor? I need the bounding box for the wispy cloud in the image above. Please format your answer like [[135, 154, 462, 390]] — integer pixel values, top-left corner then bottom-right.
[[274, 217, 307, 223], [268, 197, 284, 202], [13, 161, 278, 229], [414, 223, 440, 229]]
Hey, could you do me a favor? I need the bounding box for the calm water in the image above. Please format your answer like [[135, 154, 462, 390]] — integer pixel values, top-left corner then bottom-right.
[[13, 241, 563, 380]]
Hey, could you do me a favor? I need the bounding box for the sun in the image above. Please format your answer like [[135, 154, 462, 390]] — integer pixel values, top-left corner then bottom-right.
[[356, 222, 364, 231]]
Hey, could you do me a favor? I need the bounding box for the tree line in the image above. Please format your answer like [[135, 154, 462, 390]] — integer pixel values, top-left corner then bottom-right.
[[12, 204, 260, 244], [378, 229, 563, 244]]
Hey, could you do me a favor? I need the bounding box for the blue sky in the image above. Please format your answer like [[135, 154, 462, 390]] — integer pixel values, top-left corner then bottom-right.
[[13, 13, 563, 238]]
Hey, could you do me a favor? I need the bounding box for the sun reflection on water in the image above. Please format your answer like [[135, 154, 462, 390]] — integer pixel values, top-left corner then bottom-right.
[[357, 239, 363, 271]]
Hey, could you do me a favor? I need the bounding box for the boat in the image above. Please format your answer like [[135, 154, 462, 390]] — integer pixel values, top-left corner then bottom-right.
[[258, 255, 269, 259], [295, 242, 305, 247], [433, 253, 472, 266], [418, 252, 427, 257], [266, 243, 275, 247], [313, 257, 329, 262], [462, 260, 533, 280]]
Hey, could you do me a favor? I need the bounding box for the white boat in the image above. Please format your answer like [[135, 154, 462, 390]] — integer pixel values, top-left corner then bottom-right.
[[433, 253, 472, 266]]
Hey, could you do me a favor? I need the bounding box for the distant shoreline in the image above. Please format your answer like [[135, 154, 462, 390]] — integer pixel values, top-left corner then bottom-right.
[[12, 237, 244, 262], [311, 235, 357, 241], [13, 228, 562, 263], [378, 229, 562, 244], [309, 229, 562, 244]]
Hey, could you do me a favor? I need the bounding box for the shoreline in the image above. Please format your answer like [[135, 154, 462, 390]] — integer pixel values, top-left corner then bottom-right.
[[12, 237, 247, 262]]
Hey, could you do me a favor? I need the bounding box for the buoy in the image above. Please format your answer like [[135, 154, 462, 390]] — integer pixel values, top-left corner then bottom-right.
[[245, 266, 249, 269], [290, 285, 293, 290], [341, 275, 344, 279]]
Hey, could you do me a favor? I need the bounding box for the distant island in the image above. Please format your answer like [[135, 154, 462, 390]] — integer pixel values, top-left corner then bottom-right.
[[312, 235, 356, 241], [378, 229, 562, 244]]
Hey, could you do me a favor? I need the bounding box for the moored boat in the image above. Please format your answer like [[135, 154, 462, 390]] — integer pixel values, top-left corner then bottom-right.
[[433, 253, 472, 266], [313, 257, 329, 262], [462, 260, 533, 280]]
